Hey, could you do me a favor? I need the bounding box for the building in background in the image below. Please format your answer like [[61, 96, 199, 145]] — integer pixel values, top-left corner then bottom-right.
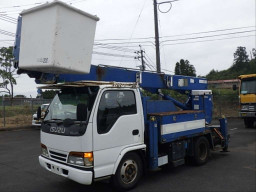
[[208, 79, 239, 89]]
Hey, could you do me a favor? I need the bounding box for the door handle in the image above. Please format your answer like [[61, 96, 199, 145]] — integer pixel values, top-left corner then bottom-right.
[[132, 129, 139, 135]]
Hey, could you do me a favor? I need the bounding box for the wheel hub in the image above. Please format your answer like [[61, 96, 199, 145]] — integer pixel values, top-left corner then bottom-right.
[[199, 143, 207, 160], [120, 160, 138, 184]]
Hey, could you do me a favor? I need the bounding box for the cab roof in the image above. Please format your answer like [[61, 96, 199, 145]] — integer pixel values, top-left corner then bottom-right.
[[238, 74, 256, 79]]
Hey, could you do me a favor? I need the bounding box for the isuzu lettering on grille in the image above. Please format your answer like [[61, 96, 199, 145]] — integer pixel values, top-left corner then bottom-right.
[[50, 127, 65, 134]]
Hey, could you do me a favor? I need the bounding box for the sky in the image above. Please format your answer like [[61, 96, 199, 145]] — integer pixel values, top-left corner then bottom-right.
[[0, 0, 255, 97]]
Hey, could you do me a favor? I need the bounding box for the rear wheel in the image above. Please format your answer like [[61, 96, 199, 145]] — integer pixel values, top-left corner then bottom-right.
[[193, 136, 210, 165], [112, 153, 142, 191]]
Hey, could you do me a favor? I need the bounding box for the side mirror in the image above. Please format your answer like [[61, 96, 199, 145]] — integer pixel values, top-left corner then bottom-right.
[[232, 84, 237, 91], [37, 106, 41, 119], [77, 104, 88, 121]]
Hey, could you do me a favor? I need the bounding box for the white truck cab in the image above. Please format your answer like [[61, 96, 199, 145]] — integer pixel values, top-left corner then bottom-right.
[[39, 82, 146, 189]]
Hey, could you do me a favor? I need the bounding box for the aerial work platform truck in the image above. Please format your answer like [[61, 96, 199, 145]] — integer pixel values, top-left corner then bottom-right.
[[13, 1, 229, 190]]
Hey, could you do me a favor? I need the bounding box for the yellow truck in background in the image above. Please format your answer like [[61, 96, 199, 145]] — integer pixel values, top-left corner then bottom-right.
[[238, 74, 256, 128]]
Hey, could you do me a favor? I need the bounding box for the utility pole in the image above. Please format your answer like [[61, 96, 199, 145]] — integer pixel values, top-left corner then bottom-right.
[[135, 45, 145, 71], [153, 0, 179, 73], [153, 0, 161, 73], [140, 45, 145, 71]]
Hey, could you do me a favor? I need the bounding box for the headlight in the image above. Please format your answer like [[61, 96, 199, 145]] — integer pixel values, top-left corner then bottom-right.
[[241, 105, 249, 111], [68, 152, 93, 167], [41, 143, 49, 157]]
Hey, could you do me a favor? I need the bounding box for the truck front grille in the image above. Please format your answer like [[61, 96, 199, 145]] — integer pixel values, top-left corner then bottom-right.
[[49, 150, 67, 162], [248, 105, 255, 111]]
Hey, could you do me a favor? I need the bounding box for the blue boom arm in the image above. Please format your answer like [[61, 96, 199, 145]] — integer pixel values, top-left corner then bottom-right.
[[18, 65, 208, 94]]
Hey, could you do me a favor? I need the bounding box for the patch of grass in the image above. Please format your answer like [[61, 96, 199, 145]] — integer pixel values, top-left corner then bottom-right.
[[0, 105, 40, 118]]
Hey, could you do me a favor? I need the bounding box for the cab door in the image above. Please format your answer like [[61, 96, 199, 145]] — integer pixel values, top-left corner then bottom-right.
[[92, 88, 143, 178]]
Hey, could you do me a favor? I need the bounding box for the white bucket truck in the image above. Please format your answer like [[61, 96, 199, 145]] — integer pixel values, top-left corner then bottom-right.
[[13, 1, 229, 191]]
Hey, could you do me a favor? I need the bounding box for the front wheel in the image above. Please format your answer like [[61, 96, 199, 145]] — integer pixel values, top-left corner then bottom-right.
[[112, 153, 143, 191]]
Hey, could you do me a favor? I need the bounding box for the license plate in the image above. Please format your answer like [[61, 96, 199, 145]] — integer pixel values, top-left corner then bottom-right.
[[241, 113, 247, 117], [51, 165, 62, 175]]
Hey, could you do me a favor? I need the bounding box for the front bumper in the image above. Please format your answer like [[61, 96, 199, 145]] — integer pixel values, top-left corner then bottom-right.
[[239, 112, 256, 118], [39, 155, 93, 185], [32, 120, 41, 126]]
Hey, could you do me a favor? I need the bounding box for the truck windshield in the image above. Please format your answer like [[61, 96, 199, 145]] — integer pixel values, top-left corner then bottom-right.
[[41, 104, 49, 111], [44, 86, 99, 121], [241, 78, 256, 94]]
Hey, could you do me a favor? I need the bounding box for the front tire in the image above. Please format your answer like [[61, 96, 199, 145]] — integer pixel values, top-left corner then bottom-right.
[[193, 136, 210, 165], [112, 153, 142, 191]]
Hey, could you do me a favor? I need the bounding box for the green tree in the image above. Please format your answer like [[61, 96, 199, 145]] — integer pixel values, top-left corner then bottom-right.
[[174, 59, 196, 76], [42, 90, 57, 99], [174, 62, 180, 75], [252, 48, 256, 59], [0, 46, 17, 101], [14, 95, 26, 98], [233, 46, 249, 64], [232, 46, 251, 74], [206, 46, 255, 80]]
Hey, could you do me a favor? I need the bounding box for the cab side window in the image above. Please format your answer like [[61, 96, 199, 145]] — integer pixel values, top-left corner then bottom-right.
[[97, 90, 137, 134]]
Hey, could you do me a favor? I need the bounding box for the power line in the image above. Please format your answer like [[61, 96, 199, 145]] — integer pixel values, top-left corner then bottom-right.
[[145, 61, 156, 71], [123, 0, 147, 45], [0, 40, 14, 42], [144, 53, 156, 66], [0, 0, 87, 14], [95, 40, 155, 46], [107, 44, 155, 49], [104, 33, 255, 48], [157, 1, 173, 14], [144, 62, 155, 71], [144, 58, 157, 71], [94, 41, 154, 46], [92, 58, 135, 62], [92, 51, 135, 58], [66, 0, 88, 4], [0, 41, 13, 45], [0, 29, 15, 37], [144, 57, 155, 68], [0, 2, 44, 9], [161, 26, 255, 38], [95, 26, 255, 41], [0, 34, 15, 38], [0, 29, 15, 35], [94, 43, 136, 53], [105, 0, 147, 67], [162, 68, 174, 74], [0, 15, 17, 21], [0, 17, 17, 24], [96, 36, 156, 41], [0, 0, 84, 10], [95, 30, 255, 47], [1, 15, 17, 20], [161, 30, 255, 44], [93, 46, 135, 53], [0, 15, 17, 24], [161, 34, 255, 47]]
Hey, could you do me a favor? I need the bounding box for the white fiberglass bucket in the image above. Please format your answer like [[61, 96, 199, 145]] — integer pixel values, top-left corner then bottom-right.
[[19, 0, 99, 74]]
